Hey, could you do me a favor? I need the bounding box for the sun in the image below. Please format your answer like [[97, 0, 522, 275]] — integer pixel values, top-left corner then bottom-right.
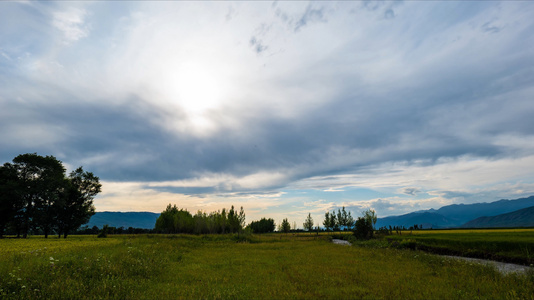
[[158, 59, 232, 134], [173, 61, 224, 115]]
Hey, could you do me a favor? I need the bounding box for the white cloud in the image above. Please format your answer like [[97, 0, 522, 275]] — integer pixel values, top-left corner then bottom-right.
[[52, 7, 89, 43]]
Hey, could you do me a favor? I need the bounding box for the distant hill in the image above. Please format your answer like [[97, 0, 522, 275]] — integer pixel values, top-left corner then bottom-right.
[[461, 206, 534, 228], [432, 196, 534, 226], [376, 195, 534, 229], [375, 212, 456, 229], [83, 212, 160, 229]]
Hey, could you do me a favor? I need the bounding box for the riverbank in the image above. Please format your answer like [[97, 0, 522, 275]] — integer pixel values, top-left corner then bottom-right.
[[444, 255, 533, 275], [333, 237, 533, 275]]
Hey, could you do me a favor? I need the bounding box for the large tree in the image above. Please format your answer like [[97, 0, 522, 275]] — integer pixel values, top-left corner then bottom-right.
[[0, 165, 21, 238], [0, 154, 100, 238], [7, 154, 66, 238], [54, 167, 100, 238]]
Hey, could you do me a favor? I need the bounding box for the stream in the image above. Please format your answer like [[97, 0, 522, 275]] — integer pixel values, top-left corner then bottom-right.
[[443, 255, 533, 275]]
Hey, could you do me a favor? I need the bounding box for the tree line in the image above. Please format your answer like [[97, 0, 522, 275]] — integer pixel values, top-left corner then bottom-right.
[[323, 207, 355, 231], [155, 204, 246, 234], [0, 153, 101, 238], [247, 217, 275, 233]]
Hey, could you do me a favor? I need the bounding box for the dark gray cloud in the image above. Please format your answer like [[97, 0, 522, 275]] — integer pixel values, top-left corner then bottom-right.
[[401, 187, 421, 196]]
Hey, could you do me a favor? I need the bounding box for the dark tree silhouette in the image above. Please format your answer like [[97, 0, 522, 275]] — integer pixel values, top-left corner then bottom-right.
[[0, 154, 100, 238]]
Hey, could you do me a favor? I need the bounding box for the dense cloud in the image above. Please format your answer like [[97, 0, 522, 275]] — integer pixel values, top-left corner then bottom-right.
[[1, 1, 534, 221]]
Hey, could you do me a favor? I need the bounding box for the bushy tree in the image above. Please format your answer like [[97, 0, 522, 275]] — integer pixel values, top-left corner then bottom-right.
[[303, 213, 314, 232], [353, 209, 377, 240], [339, 206, 354, 230], [54, 167, 100, 238], [0, 154, 100, 238], [363, 209, 377, 237], [323, 212, 331, 232], [227, 205, 245, 233], [353, 217, 372, 240], [345, 209, 355, 230], [280, 218, 291, 233], [247, 218, 275, 233], [329, 210, 338, 231]]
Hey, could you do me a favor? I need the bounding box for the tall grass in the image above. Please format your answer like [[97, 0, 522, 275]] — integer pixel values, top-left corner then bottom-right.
[[1, 234, 532, 299]]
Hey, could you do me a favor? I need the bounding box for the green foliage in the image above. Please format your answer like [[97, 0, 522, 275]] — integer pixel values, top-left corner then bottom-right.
[[329, 210, 338, 231], [55, 167, 101, 238], [323, 211, 331, 231], [303, 213, 314, 232], [0, 166, 20, 238], [0, 154, 100, 238], [353, 209, 378, 240], [97, 225, 109, 238], [363, 209, 377, 232], [353, 217, 372, 240], [247, 218, 275, 233], [280, 218, 291, 233], [323, 207, 355, 232], [341, 206, 354, 230], [155, 204, 246, 234]]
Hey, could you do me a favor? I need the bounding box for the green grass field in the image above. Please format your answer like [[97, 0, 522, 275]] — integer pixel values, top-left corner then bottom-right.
[[1, 233, 533, 299]]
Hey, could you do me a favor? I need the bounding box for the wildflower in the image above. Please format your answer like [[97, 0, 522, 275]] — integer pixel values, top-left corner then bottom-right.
[[49, 257, 54, 261], [21, 286, 26, 289]]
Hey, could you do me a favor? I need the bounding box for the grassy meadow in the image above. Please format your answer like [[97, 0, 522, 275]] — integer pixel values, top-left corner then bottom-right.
[[1, 232, 533, 299]]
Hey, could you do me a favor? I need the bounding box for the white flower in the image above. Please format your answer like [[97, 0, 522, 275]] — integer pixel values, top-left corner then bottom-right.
[[49, 257, 54, 261]]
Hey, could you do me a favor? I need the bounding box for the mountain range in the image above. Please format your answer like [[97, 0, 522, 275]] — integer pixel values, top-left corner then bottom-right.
[[375, 195, 534, 229], [461, 205, 534, 228], [83, 211, 160, 229]]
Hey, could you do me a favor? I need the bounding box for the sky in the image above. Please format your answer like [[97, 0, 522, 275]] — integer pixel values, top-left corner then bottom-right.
[[1, 1, 534, 227]]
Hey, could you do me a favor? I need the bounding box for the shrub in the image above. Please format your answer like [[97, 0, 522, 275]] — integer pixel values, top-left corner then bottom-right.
[[353, 217, 372, 240]]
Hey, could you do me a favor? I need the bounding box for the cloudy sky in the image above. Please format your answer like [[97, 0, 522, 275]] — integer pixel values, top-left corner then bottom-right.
[[1, 1, 534, 226]]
